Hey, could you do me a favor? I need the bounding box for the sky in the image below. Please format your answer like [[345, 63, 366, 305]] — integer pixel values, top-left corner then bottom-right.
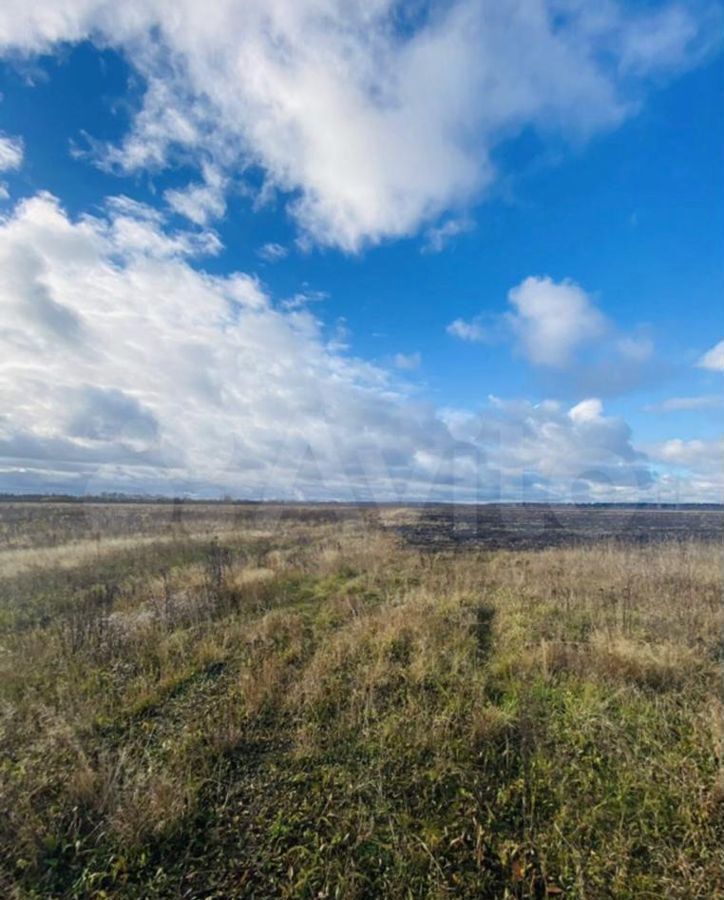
[[0, 0, 722, 503]]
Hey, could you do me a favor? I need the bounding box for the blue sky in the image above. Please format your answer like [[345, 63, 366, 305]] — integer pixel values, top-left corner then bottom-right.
[[0, 1, 722, 501]]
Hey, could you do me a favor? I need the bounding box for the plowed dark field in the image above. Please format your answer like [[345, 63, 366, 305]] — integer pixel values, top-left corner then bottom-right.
[[394, 504, 724, 550]]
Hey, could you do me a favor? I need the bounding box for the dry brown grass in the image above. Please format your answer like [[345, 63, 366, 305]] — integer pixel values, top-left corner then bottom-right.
[[0, 504, 721, 898]]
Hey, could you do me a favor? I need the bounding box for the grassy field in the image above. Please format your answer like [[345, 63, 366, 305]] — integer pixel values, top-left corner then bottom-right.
[[0, 503, 722, 898]]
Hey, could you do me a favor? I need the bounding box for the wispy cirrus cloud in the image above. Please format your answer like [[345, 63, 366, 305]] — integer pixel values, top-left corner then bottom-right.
[[164, 165, 227, 226], [257, 242, 288, 263], [645, 395, 724, 413], [422, 216, 474, 254], [0, 133, 23, 171]]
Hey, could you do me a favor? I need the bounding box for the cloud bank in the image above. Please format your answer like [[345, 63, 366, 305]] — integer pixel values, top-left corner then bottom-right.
[[0, 192, 663, 500]]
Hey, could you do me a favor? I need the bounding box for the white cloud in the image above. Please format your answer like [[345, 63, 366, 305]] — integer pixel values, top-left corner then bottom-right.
[[649, 436, 724, 501], [443, 396, 651, 499], [422, 216, 474, 254], [617, 4, 706, 74], [0, 133, 23, 171], [393, 352, 421, 371], [698, 339, 724, 371], [446, 277, 605, 360], [656, 437, 724, 467], [165, 166, 227, 225], [281, 288, 327, 311], [257, 242, 288, 263], [568, 398, 603, 424], [645, 395, 724, 413], [506, 276, 608, 367], [447, 317, 487, 343], [0, 1, 716, 250], [0, 190, 671, 500], [447, 277, 661, 395]]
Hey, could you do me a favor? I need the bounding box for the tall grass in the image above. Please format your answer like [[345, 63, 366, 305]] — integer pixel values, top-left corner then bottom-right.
[[0, 506, 721, 897]]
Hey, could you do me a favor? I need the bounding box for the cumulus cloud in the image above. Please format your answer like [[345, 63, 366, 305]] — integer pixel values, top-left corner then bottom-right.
[[0, 191, 667, 500], [506, 276, 609, 367], [656, 437, 724, 467], [0, 1, 717, 249], [443, 396, 652, 500], [447, 317, 488, 343], [650, 436, 724, 501], [698, 339, 724, 371], [568, 398, 603, 424], [447, 276, 663, 396], [0, 133, 23, 171]]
